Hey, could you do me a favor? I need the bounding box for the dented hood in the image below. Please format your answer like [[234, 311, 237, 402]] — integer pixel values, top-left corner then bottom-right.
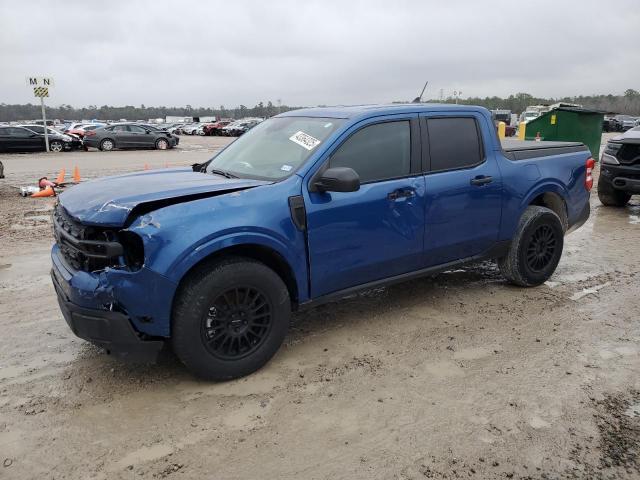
[[59, 168, 270, 226]]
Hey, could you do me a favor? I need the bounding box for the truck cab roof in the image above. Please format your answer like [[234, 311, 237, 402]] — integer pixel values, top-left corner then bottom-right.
[[278, 103, 490, 120]]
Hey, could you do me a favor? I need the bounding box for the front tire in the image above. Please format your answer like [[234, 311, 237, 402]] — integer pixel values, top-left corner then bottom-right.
[[498, 206, 564, 287], [172, 257, 291, 381], [155, 138, 169, 150], [49, 140, 64, 153], [597, 177, 631, 207]]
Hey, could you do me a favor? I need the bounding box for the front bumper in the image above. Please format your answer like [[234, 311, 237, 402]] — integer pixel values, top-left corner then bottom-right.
[[52, 268, 164, 361], [51, 242, 177, 361], [600, 164, 640, 194]]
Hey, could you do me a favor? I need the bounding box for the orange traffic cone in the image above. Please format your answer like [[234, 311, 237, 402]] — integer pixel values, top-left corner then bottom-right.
[[55, 168, 65, 184], [535, 131, 541, 142], [31, 186, 55, 198], [73, 166, 81, 183], [144, 163, 150, 170]]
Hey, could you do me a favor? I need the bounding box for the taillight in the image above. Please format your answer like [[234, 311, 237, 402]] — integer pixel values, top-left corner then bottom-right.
[[585, 157, 595, 191], [84, 130, 96, 137]]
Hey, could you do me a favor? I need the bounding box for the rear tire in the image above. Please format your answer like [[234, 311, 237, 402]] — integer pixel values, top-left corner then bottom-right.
[[99, 139, 115, 151], [597, 177, 631, 207], [172, 257, 290, 381], [498, 206, 564, 287]]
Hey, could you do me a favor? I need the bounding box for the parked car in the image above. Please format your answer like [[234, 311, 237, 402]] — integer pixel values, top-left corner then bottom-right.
[[82, 123, 178, 151], [51, 104, 592, 380], [181, 123, 203, 135], [612, 115, 637, 132], [0, 125, 72, 152], [20, 124, 82, 150], [203, 120, 233, 136], [598, 126, 640, 207], [222, 119, 262, 136], [166, 124, 185, 135]]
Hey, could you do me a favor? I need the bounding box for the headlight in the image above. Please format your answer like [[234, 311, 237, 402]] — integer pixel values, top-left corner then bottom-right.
[[62, 135, 72, 141], [601, 153, 619, 165]]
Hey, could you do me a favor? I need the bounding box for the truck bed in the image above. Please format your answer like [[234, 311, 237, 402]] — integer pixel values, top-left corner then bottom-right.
[[501, 139, 588, 160]]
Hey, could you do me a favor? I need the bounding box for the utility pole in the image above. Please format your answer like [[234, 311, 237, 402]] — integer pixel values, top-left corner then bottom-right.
[[40, 96, 49, 152]]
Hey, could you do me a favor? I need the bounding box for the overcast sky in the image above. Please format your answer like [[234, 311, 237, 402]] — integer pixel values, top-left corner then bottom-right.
[[1, 0, 638, 108]]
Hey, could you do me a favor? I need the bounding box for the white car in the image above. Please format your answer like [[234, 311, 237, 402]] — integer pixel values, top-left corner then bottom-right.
[[181, 123, 202, 135]]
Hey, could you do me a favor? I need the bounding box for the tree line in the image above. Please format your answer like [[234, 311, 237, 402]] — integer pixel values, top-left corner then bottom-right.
[[0, 101, 300, 123], [1, 90, 639, 122], [423, 89, 640, 115]]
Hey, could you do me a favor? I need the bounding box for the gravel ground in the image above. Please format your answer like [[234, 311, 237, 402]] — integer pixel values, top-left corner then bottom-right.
[[0, 134, 638, 480]]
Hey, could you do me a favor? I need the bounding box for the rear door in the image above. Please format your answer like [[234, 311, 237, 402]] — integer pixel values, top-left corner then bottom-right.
[[305, 116, 426, 297], [110, 125, 131, 147], [420, 114, 502, 266]]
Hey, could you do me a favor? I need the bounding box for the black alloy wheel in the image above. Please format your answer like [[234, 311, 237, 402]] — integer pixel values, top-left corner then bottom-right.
[[525, 224, 557, 272], [200, 287, 272, 360]]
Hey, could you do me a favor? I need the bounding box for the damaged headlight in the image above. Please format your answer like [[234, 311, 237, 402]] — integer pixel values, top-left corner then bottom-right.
[[118, 231, 145, 271]]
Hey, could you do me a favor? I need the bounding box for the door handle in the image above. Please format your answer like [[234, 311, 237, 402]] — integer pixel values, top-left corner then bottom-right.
[[470, 175, 493, 186], [387, 188, 416, 200]]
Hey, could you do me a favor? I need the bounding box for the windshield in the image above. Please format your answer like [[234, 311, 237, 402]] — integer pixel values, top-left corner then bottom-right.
[[206, 117, 344, 180]]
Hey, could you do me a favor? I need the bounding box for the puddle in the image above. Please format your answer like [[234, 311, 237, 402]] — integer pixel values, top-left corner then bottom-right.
[[570, 282, 610, 301]]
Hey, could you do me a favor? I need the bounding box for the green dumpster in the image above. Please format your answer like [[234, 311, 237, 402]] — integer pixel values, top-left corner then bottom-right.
[[525, 106, 604, 158]]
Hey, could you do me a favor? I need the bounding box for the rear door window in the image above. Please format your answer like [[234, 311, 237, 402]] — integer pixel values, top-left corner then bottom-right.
[[9, 127, 31, 137], [330, 121, 411, 183], [426, 117, 483, 172]]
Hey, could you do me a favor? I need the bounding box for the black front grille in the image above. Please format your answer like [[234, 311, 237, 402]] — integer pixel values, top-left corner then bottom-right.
[[53, 203, 122, 271], [617, 144, 640, 165]]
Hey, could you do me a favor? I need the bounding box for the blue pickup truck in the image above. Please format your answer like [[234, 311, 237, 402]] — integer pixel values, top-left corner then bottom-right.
[[51, 104, 593, 380]]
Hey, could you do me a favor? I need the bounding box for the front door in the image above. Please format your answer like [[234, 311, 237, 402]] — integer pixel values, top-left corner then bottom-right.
[[127, 125, 150, 147], [420, 114, 502, 266], [305, 117, 426, 298]]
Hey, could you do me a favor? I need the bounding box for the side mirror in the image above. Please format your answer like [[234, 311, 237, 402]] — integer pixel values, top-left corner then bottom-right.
[[313, 167, 360, 193]]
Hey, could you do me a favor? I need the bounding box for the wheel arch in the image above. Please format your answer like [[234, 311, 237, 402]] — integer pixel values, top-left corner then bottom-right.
[[521, 182, 569, 232], [528, 191, 568, 232], [172, 243, 301, 313]]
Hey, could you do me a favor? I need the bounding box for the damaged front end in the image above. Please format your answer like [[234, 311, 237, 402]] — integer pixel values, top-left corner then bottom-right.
[[50, 170, 274, 362], [51, 201, 174, 362], [53, 202, 144, 272]]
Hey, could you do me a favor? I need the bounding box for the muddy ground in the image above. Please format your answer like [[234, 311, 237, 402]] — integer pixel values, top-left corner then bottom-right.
[[0, 134, 638, 479]]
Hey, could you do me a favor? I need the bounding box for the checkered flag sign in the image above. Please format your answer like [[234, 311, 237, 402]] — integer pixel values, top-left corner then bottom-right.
[[33, 87, 49, 98]]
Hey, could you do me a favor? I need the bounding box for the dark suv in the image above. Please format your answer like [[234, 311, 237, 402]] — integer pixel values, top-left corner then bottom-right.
[[599, 126, 640, 206]]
